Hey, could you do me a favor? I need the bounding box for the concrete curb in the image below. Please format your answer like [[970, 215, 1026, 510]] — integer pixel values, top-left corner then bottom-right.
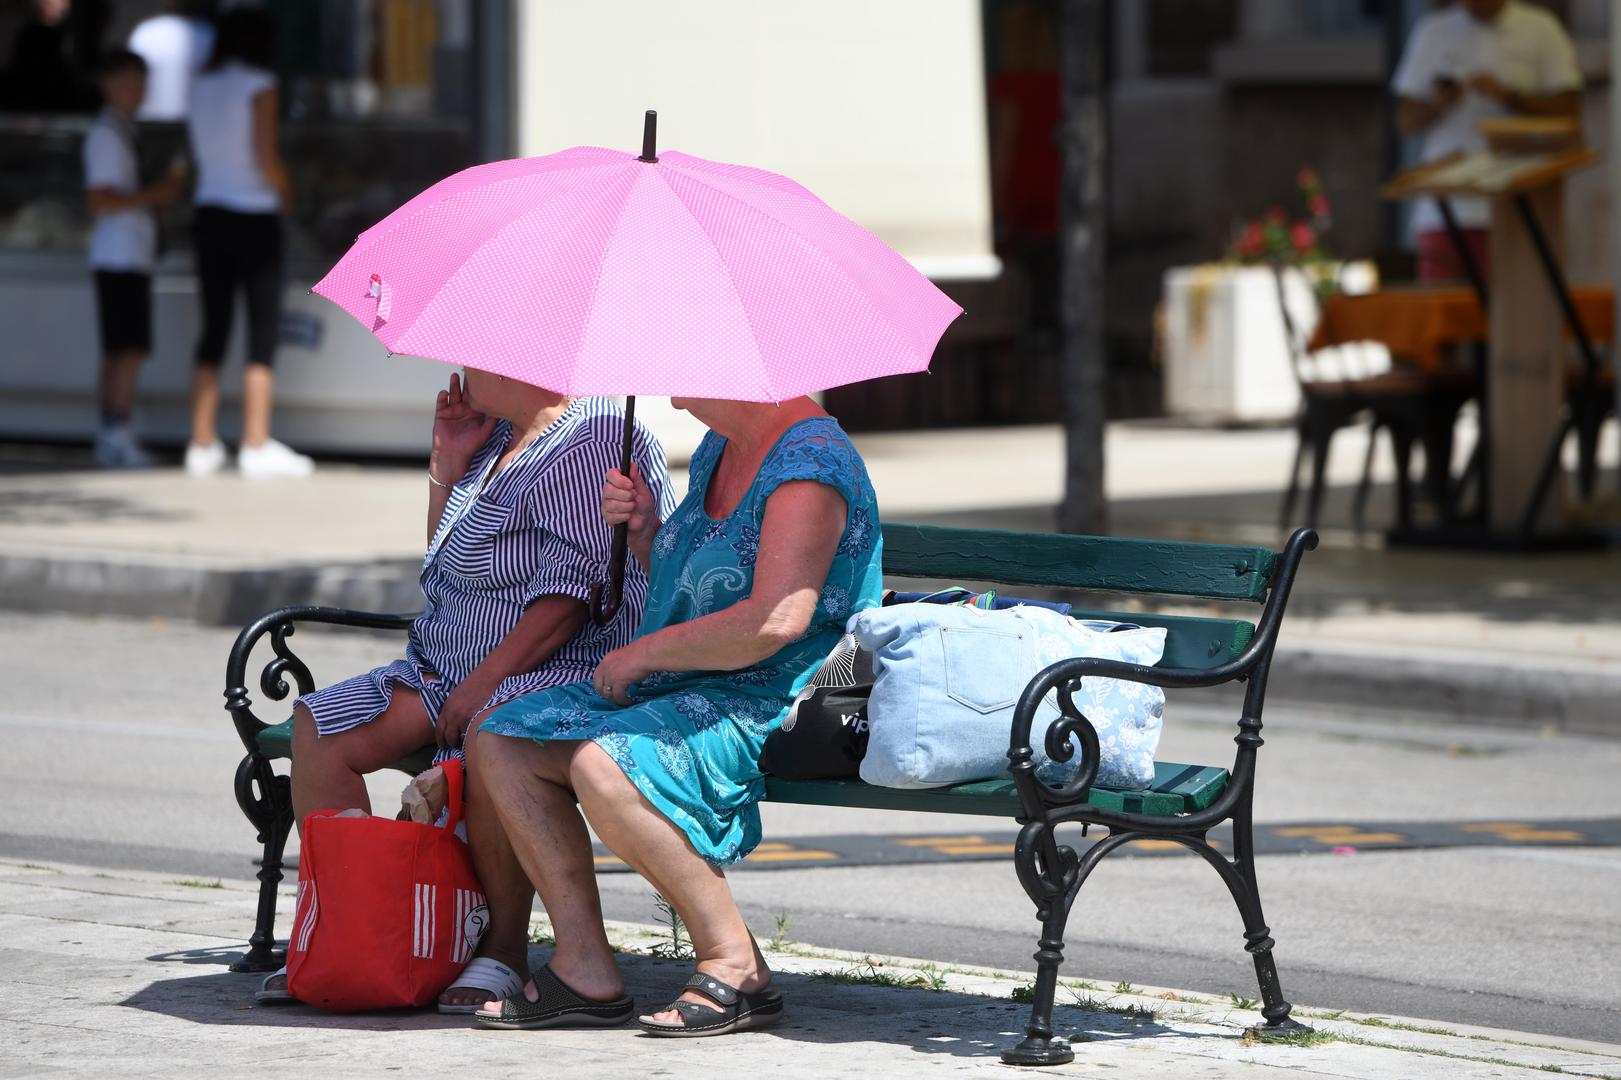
[[3, 548, 1617, 737], [0, 549, 425, 626], [1250, 642, 1620, 738]]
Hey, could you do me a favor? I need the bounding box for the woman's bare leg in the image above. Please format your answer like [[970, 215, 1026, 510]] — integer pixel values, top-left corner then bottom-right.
[[564, 743, 768, 1023], [439, 715, 540, 1009], [471, 734, 624, 1005], [189, 366, 220, 448], [289, 688, 434, 833], [262, 688, 435, 994]]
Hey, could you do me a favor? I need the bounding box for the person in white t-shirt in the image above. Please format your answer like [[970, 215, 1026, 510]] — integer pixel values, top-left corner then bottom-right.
[[1391, 0, 1582, 282], [184, 7, 314, 479], [83, 50, 184, 468], [127, 4, 214, 122]]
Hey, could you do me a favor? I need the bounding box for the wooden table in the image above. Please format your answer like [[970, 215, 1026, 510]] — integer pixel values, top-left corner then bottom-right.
[[1311, 286, 1614, 370], [1311, 285, 1613, 539]]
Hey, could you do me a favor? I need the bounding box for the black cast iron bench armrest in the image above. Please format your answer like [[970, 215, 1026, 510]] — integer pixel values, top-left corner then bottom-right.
[[224, 605, 419, 756], [1006, 525, 1315, 817]]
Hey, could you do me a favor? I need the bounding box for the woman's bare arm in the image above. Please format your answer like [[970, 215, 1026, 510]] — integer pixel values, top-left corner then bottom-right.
[[591, 480, 846, 701], [434, 594, 589, 748], [251, 86, 291, 209]]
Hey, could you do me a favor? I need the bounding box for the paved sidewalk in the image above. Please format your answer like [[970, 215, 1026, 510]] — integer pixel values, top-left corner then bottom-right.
[[5, 859, 1620, 1079], [2, 421, 1619, 732]]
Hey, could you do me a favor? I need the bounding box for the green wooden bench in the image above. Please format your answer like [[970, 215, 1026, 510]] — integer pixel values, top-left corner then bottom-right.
[[223, 522, 1317, 1065]]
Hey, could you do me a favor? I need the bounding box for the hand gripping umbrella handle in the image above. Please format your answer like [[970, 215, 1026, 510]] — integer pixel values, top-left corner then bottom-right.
[[590, 395, 637, 627]]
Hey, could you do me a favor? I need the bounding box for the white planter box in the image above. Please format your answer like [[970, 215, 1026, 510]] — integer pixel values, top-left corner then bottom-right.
[[1160, 262, 1380, 424]]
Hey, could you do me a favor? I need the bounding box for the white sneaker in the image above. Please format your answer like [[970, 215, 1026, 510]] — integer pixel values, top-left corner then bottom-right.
[[184, 440, 229, 477], [93, 425, 155, 469], [238, 438, 315, 479]]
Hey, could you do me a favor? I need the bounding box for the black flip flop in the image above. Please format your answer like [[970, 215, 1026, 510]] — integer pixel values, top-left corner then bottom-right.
[[638, 972, 784, 1037], [472, 965, 635, 1030]]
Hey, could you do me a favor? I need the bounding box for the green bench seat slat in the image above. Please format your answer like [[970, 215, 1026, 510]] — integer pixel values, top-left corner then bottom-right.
[[256, 718, 1230, 817], [880, 523, 1276, 603], [764, 761, 1228, 817]]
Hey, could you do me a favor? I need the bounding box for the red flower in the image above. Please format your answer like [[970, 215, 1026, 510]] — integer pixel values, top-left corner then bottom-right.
[[1290, 221, 1316, 253], [1308, 193, 1331, 218], [1296, 166, 1320, 190], [1266, 205, 1288, 225], [1236, 221, 1266, 258]]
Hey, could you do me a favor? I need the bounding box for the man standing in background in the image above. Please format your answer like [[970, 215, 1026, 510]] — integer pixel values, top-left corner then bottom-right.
[[1391, 0, 1583, 282], [84, 50, 183, 467]]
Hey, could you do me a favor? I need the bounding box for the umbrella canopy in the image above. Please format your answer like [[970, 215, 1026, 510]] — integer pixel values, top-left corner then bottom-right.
[[312, 123, 962, 400], [313, 112, 963, 625]]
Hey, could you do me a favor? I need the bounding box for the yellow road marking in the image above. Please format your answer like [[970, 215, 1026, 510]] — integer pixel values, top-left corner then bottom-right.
[[745, 842, 838, 863], [1271, 826, 1407, 845], [1459, 823, 1586, 843], [892, 836, 1013, 856], [1125, 839, 1188, 852]]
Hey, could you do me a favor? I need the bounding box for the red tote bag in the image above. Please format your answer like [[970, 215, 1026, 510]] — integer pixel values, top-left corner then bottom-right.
[[286, 758, 488, 1011]]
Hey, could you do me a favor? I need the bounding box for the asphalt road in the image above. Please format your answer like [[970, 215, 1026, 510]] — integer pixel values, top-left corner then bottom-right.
[[4, 612, 1619, 1042]]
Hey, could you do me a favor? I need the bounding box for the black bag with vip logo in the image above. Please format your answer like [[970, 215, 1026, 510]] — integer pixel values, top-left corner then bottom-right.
[[758, 633, 873, 780]]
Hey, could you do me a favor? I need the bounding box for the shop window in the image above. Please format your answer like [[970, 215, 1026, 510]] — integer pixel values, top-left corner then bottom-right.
[[0, 0, 488, 264]]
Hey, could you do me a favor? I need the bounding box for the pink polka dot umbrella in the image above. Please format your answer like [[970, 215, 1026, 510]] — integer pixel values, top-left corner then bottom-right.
[[313, 112, 963, 621]]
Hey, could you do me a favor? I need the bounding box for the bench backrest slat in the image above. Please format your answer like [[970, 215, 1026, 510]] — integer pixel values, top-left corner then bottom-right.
[[880, 523, 1276, 603], [1068, 609, 1254, 669]]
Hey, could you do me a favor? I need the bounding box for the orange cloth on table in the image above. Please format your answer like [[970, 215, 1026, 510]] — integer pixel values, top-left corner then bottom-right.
[[1310, 287, 1614, 371]]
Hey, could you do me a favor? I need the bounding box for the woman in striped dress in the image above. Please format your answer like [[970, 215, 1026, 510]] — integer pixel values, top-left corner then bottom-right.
[[287, 372, 673, 820], [254, 372, 673, 1003]]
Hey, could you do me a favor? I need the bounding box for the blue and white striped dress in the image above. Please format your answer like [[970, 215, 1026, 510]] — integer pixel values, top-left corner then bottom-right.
[[298, 397, 677, 759]]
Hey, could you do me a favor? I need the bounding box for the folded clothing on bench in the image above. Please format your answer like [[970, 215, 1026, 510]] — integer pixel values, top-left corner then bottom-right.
[[882, 587, 1072, 615]]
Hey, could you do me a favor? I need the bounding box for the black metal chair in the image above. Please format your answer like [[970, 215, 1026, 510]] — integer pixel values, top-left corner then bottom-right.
[[1273, 264, 1475, 534]]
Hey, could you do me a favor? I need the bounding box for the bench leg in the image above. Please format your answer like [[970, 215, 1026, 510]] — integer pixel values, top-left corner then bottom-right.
[[1002, 827, 1081, 1066], [229, 752, 293, 973], [1217, 802, 1304, 1030]]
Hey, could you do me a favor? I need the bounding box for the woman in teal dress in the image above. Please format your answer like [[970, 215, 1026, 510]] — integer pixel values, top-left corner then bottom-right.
[[455, 395, 882, 1036]]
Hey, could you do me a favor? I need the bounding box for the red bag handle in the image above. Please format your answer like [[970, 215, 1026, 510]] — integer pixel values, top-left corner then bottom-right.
[[440, 756, 466, 833]]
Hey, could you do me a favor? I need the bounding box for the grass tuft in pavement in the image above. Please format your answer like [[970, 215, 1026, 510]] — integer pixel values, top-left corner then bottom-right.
[[807, 957, 951, 992]]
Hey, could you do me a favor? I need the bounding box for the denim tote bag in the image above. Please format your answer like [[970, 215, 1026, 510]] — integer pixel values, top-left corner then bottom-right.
[[850, 604, 1166, 790]]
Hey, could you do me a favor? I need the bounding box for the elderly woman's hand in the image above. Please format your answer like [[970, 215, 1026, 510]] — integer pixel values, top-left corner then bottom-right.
[[602, 463, 661, 569], [436, 672, 498, 751], [431, 372, 497, 482], [592, 642, 653, 707]]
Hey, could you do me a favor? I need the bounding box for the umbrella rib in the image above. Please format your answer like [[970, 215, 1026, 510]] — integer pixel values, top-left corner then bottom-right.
[[346, 150, 630, 263], [394, 167, 641, 367], [568, 171, 657, 397], [654, 171, 780, 403], [662, 163, 935, 365]]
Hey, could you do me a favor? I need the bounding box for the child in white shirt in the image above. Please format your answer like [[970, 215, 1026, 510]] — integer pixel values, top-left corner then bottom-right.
[[84, 50, 183, 467]]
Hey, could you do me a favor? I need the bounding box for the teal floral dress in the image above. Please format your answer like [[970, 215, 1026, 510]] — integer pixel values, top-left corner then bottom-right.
[[478, 417, 883, 866]]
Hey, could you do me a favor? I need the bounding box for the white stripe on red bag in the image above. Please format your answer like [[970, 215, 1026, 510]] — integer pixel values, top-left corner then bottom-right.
[[294, 880, 318, 953], [414, 883, 438, 959]]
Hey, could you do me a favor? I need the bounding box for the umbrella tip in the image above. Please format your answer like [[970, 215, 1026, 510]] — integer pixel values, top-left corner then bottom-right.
[[638, 109, 658, 164]]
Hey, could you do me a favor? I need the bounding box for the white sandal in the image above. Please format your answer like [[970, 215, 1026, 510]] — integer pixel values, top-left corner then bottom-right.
[[438, 956, 525, 1014], [254, 966, 293, 1005]]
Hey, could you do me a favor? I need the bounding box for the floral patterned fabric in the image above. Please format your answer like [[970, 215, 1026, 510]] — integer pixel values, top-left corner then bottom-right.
[[478, 417, 883, 866]]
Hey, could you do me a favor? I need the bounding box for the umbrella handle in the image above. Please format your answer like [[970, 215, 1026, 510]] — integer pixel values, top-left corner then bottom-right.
[[590, 395, 637, 627]]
